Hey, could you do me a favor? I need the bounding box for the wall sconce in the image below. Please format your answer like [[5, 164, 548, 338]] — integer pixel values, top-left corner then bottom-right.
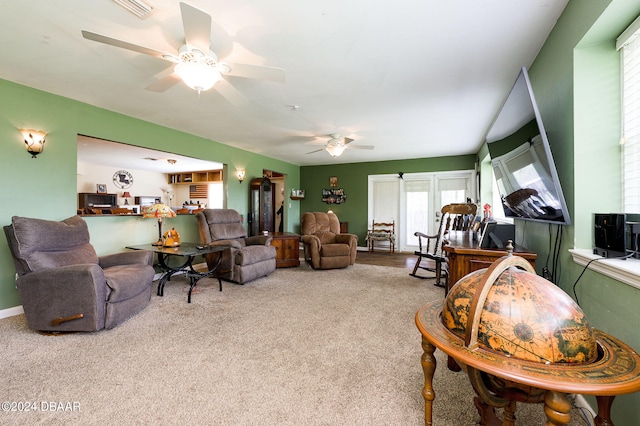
[[21, 129, 47, 158], [237, 169, 246, 183]]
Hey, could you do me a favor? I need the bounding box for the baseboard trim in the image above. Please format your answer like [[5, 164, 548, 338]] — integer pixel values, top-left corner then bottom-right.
[[0, 305, 24, 320]]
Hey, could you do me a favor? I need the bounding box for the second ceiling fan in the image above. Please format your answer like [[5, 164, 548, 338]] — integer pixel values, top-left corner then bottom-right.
[[307, 134, 374, 158], [81, 2, 285, 105]]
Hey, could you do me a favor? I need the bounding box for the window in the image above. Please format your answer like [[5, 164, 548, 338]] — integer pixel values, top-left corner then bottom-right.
[[619, 15, 640, 212]]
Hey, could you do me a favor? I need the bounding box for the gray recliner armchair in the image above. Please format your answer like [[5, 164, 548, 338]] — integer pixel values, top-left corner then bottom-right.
[[3, 215, 155, 333], [196, 209, 277, 284]]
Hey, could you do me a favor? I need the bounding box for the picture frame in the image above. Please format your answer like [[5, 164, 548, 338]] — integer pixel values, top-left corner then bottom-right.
[[291, 189, 305, 199], [96, 183, 107, 193], [329, 176, 338, 187]]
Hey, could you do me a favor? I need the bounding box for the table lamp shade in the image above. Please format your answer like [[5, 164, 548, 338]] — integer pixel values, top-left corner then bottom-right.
[[143, 203, 176, 245], [143, 203, 176, 219]]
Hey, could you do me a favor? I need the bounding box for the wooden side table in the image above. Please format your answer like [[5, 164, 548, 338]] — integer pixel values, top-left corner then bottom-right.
[[270, 232, 300, 268], [339, 222, 348, 233]]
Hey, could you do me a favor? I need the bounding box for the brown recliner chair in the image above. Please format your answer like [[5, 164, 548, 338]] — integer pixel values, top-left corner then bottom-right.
[[301, 212, 358, 269], [195, 209, 276, 284], [3, 215, 155, 332]]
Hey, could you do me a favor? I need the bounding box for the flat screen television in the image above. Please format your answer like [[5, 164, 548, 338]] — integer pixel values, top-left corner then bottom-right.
[[485, 67, 571, 225]]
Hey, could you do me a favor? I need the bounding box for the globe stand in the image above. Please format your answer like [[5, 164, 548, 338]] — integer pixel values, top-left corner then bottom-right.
[[416, 249, 640, 426]]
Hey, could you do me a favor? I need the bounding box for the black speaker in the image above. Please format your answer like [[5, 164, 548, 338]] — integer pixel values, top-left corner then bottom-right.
[[594, 214, 626, 258]]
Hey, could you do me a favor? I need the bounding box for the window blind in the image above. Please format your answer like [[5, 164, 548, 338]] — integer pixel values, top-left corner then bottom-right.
[[621, 20, 640, 212]]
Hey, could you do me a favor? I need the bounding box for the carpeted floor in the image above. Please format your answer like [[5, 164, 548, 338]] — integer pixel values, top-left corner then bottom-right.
[[0, 264, 588, 425]]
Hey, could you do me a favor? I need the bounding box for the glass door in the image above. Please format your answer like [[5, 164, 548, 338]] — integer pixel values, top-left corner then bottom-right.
[[370, 171, 475, 253]]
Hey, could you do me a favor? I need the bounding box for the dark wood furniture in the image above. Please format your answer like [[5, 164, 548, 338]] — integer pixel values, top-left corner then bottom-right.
[[443, 231, 537, 292], [410, 203, 477, 287], [249, 177, 276, 236], [270, 232, 300, 268], [416, 300, 640, 426], [339, 221, 348, 233], [78, 192, 117, 212], [127, 242, 230, 303]]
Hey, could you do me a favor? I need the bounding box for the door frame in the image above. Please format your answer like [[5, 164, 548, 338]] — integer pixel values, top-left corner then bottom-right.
[[368, 170, 476, 253]]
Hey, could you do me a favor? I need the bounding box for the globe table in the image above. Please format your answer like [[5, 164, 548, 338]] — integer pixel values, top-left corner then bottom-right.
[[416, 300, 640, 425]]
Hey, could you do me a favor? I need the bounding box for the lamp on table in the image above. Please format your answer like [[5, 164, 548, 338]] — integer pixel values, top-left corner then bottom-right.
[[143, 203, 176, 246]]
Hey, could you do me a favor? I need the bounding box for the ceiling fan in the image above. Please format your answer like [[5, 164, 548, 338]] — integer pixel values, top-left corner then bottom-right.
[[306, 134, 374, 158], [81, 2, 285, 104]]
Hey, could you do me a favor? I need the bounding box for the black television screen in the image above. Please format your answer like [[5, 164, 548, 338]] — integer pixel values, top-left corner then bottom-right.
[[485, 67, 571, 225]]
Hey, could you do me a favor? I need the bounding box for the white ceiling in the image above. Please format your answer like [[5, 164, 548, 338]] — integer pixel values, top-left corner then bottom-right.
[[1, 0, 568, 167]]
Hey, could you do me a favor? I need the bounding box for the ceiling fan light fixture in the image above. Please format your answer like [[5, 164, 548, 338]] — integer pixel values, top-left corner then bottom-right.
[[174, 61, 221, 94], [325, 144, 346, 157]]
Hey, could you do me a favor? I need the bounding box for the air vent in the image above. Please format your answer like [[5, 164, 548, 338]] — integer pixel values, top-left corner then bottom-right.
[[112, 0, 154, 19]]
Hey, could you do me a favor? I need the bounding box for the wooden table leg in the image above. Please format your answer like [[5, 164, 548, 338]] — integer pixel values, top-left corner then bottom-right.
[[594, 395, 615, 426], [421, 336, 436, 426], [544, 391, 571, 425]]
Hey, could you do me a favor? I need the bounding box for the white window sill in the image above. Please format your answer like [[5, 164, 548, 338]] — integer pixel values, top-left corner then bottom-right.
[[569, 248, 640, 290]]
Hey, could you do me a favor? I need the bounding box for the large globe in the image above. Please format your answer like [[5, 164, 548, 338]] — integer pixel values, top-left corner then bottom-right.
[[442, 256, 597, 364]]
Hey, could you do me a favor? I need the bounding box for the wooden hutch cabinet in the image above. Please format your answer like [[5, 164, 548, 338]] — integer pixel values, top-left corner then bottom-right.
[[248, 177, 275, 236]]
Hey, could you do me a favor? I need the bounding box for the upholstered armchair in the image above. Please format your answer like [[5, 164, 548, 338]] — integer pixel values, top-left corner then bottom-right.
[[3, 215, 155, 333], [195, 209, 276, 284], [301, 212, 358, 269]]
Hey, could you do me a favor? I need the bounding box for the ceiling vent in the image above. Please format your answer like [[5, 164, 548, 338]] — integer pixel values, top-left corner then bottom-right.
[[112, 0, 154, 19]]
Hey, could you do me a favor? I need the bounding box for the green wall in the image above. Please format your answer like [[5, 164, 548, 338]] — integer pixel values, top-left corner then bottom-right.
[[4, 2, 640, 421], [517, 1, 640, 423], [0, 78, 300, 310], [299, 155, 476, 244]]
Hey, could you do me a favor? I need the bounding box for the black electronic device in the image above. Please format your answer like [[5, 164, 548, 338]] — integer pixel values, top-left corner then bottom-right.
[[479, 221, 515, 249], [626, 214, 640, 259], [594, 214, 627, 258], [485, 67, 570, 225]]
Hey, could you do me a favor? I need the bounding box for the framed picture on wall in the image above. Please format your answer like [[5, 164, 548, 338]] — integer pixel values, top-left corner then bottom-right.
[[330, 176, 338, 187], [96, 183, 107, 193]]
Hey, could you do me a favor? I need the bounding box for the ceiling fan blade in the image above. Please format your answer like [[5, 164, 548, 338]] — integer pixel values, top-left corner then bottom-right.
[[146, 72, 182, 92], [343, 137, 355, 145], [347, 145, 374, 150], [214, 79, 249, 107], [305, 140, 328, 146], [81, 30, 170, 60], [306, 148, 324, 154], [180, 2, 211, 53], [225, 63, 286, 83]]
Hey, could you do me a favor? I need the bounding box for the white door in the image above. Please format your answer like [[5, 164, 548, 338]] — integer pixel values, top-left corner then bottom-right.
[[370, 171, 475, 253], [368, 176, 400, 251]]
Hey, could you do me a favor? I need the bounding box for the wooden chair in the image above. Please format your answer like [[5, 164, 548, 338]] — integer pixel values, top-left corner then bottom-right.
[[410, 203, 477, 287], [366, 220, 396, 254]]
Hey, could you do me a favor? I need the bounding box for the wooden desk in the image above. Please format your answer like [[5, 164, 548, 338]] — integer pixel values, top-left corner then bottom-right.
[[444, 231, 537, 292]]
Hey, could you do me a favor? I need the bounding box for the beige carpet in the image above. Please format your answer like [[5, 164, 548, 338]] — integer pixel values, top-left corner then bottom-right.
[[0, 264, 588, 425]]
